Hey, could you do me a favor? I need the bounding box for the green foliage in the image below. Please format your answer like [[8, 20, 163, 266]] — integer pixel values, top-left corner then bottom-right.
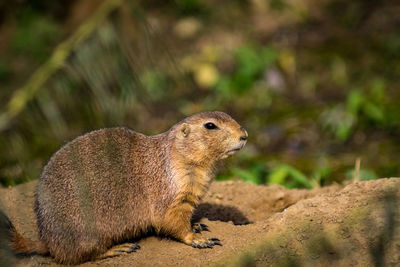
[[225, 163, 315, 189], [215, 45, 277, 97], [320, 79, 396, 142], [12, 9, 62, 62], [0, 61, 11, 82], [140, 70, 169, 100], [268, 165, 313, 189], [320, 104, 355, 142], [269, 0, 288, 10], [1, 0, 399, 187], [310, 165, 331, 188], [174, 0, 209, 15], [231, 163, 267, 185], [346, 168, 378, 181], [233, 45, 277, 92]]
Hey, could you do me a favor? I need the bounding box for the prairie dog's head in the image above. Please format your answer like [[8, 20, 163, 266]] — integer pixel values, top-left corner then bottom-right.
[[171, 111, 247, 165]]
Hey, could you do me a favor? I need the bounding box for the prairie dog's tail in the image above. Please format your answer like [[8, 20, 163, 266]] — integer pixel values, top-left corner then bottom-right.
[[0, 211, 48, 255]]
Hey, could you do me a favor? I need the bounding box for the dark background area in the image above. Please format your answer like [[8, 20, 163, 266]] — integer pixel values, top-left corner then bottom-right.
[[0, 0, 399, 188]]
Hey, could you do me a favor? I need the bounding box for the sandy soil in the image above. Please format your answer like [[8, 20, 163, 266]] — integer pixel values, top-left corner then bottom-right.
[[1, 178, 399, 266]]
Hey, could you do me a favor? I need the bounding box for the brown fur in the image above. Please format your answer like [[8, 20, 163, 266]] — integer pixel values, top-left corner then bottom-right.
[[5, 111, 247, 264]]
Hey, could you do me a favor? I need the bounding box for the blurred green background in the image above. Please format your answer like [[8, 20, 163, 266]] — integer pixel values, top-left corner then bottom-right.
[[0, 0, 399, 188]]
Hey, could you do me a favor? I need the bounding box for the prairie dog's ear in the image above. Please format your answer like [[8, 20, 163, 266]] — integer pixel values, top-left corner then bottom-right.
[[180, 123, 190, 138]]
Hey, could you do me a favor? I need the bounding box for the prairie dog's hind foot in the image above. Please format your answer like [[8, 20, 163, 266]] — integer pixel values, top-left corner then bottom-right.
[[97, 243, 140, 260], [193, 223, 210, 233], [191, 235, 222, 248]]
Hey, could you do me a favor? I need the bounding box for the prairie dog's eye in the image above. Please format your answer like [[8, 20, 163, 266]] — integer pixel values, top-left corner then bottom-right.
[[204, 122, 218, 130]]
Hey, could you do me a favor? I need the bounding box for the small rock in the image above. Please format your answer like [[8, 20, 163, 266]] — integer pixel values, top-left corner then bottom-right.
[[215, 194, 223, 200]]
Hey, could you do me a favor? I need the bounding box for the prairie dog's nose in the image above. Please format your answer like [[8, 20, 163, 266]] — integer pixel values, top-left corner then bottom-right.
[[239, 127, 248, 141]]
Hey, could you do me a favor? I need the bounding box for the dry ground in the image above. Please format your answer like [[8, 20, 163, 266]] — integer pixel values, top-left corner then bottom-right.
[[1, 178, 399, 266]]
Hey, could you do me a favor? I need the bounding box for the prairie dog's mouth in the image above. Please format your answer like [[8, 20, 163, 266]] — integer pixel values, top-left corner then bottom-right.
[[226, 143, 245, 155]]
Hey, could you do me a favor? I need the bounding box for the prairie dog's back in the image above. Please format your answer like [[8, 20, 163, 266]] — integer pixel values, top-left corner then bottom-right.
[[35, 127, 171, 262]]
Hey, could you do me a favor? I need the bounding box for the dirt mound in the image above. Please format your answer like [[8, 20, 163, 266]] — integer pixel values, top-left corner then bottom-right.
[[1, 178, 399, 266]]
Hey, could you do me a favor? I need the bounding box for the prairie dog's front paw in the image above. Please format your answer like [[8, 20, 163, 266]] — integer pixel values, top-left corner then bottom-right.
[[191, 235, 222, 248]]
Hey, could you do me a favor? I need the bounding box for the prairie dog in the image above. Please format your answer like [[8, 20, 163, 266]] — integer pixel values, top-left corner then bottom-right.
[[5, 111, 247, 264]]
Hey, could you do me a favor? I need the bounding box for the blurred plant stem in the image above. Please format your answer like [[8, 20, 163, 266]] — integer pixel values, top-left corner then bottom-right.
[[354, 157, 361, 182], [0, 0, 124, 131]]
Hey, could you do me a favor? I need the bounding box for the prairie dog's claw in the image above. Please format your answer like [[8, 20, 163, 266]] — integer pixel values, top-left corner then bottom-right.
[[191, 236, 222, 248]]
